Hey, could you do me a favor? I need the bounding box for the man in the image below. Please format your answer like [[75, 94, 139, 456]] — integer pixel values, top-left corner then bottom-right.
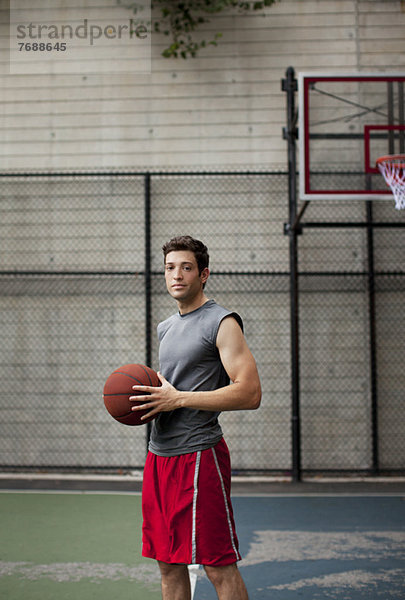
[[129, 235, 261, 600]]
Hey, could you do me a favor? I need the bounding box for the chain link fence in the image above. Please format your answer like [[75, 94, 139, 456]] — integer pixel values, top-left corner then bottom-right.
[[0, 172, 404, 474], [298, 199, 405, 473]]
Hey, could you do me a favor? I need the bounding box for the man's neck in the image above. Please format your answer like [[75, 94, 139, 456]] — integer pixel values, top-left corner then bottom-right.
[[177, 294, 210, 315]]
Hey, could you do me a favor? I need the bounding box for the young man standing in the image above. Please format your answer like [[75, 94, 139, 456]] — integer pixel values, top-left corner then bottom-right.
[[130, 235, 261, 600]]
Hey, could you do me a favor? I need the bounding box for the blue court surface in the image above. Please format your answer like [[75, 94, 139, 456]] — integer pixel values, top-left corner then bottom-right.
[[1, 477, 404, 599], [219, 493, 405, 599]]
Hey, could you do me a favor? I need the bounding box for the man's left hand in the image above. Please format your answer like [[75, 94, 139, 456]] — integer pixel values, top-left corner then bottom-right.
[[129, 372, 180, 420]]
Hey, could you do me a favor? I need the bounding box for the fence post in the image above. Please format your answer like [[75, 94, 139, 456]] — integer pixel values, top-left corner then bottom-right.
[[144, 173, 152, 451], [366, 201, 379, 474], [282, 66, 301, 482]]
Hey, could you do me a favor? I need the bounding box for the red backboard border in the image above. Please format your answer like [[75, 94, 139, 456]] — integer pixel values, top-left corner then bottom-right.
[[299, 72, 405, 200]]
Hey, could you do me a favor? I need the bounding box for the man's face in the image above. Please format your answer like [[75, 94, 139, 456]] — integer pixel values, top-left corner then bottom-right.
[[164, 250, 208, 303]]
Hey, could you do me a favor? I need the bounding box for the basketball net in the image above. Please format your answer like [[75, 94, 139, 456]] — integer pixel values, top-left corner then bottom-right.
[[376, 155, 405, 210]]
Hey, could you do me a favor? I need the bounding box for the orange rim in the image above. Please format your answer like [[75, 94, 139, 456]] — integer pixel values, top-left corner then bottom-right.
[[376, 154, 405, 170]]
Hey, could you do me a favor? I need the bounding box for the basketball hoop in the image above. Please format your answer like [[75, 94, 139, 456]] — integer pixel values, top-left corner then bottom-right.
[[376, 155, 405, 210]]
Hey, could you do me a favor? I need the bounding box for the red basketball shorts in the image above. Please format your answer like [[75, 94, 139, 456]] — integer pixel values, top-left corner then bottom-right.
[[141, 437, 241, 566]]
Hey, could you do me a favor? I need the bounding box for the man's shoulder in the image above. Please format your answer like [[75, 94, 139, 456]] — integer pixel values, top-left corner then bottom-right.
[[207, 301, 244, 332]]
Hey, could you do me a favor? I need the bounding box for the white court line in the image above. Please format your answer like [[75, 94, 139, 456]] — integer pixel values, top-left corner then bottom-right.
[[1, 474, 405, 486], [1, 473, 404, 498], [232, 492, 405, 497], [0, 472, 144, 481], [0, 489, 142, 495], [1, 473, 404, 482], [0, 489, 404, 497]]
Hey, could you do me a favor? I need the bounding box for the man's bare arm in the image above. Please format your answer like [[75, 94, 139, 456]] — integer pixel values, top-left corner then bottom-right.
[[129, 316, 261, 418]]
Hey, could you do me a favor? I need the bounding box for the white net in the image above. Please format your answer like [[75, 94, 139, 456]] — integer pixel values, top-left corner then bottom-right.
[[376, 155, 405, 210]]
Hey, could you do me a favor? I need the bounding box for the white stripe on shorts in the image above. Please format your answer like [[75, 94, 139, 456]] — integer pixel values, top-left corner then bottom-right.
[[191, 451, 202, 564], [211, 446, 240, 561]]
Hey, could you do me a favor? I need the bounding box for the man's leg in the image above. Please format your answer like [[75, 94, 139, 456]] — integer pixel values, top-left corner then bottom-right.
[[158, 561, 191, 600], [204, 563, 249, 600]]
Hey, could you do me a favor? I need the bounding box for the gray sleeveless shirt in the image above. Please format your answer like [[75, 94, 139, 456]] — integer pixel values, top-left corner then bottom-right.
[[148, 299, 243, 457]]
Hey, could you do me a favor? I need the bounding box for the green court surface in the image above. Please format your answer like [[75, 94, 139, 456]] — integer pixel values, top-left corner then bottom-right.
[[1, 486, 405, 599], [0, 492, 161, 600]]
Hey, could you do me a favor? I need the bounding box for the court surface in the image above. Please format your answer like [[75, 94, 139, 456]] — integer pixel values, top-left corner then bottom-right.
[[1, 478, 404, 599]]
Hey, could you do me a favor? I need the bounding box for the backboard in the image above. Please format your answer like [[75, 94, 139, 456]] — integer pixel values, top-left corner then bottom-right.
[[298, 73, 405, 201]]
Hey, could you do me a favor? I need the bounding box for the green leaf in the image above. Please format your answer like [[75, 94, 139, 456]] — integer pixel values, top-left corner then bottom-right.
[[137, 0, 280, 59]]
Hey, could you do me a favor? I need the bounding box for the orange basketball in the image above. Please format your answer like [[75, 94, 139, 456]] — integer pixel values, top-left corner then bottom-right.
[[103, 364, 160, 426]]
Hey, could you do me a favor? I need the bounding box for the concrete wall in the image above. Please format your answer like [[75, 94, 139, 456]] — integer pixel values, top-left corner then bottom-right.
[[1, 1, 405, 472], [2, 1, 405, 170]]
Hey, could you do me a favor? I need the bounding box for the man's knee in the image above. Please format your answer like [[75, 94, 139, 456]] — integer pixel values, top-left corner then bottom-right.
[[204, 563, 238, 586], [204, 563, 249, 599]]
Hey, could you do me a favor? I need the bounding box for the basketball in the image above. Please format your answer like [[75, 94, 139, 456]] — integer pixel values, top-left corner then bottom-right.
[[103, 363, 160, 426]]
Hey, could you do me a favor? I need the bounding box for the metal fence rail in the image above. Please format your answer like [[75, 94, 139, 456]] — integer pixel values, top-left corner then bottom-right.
[[0, 171, 404, 475]]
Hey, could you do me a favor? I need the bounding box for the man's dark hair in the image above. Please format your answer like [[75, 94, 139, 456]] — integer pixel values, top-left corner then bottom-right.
[[162, 236, 209, 274]]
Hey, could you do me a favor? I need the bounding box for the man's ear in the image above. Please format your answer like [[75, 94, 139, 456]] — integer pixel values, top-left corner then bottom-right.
[[201, 267, 210, 285]]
